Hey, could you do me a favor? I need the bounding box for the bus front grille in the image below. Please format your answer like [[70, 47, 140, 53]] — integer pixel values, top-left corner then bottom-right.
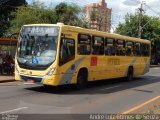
[[20, 75, 43, 83]]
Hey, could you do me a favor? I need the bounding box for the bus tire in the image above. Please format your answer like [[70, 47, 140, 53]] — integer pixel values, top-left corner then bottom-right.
[[76, 69, 88, 89], [126, 67, 133, 81], [43, 85, 52, 89]]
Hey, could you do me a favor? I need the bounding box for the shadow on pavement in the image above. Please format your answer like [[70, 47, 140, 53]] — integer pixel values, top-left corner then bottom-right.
[[25, 75, 160, 95]]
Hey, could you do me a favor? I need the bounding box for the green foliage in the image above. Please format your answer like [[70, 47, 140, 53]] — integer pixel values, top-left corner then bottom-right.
[[90, 11, 98, 21], [3, 1, 89, 36], [116, 14, 160, 51], [8, 2, 56, 34], [54, 2, 86, 26], [7, 2, 88, 34], [116, 14, 139, 37], [0, 0, 27, 37], [116, 14, 160, 41]]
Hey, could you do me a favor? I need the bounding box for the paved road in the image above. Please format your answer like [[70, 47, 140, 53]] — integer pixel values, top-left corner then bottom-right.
[[0, 68, 159, 116]]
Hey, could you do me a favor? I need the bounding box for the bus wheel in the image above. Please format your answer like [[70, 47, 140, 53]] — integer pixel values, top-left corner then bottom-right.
[[126, 67, 133, 81], [76, 69, 88, 89], [43, 85, 52, 89]]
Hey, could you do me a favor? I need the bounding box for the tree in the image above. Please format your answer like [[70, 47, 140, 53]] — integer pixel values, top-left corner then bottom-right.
[[86, 7, 110, 32], [116, 13, 160, 62], [115, 14, 160, 41], [54, 2, 86, 26], [0, 0, 27, 37], [8, 2, 88, 34], [90, 10, 104, 31], [8, 2, 56, 34]]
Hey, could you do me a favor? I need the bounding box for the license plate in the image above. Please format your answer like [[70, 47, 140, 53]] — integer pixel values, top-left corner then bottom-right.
[[24, 79, 35, 85]]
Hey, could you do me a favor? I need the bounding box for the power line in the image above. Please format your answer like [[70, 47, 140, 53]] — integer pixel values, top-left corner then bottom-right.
[[134, 0, 160, 16], [138, 1, 144, 38], [133, 0, 141, 4], [145, 4, 160, 17]]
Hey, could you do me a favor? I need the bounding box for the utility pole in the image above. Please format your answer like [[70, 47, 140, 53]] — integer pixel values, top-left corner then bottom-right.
[[138, 1, 144, 38]]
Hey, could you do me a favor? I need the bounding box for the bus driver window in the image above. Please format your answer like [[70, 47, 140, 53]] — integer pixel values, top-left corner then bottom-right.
[[59, 39, 75, 65]]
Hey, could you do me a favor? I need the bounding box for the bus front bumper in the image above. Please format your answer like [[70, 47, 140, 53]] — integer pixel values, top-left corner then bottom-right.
[[15, 72, 59, 86]]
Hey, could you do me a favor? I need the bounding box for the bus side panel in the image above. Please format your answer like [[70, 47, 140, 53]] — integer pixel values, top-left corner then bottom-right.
[[57, 56, 89, 85], [141, 57, 150, 75], [89, 56, 108, 81], [115, 56, 131, 78], [106, 56, 136, 79], [104, 56, 119, 79], [71, 56, 91, 83], [133, 57, 143, 76]]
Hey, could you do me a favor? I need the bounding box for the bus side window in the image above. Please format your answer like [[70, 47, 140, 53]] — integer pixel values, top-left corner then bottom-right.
[[141, 43, 149, 56], [105, 38, 115, 56], [78, 34, 91, 55], [92, 36, 104, 55], [116, 40, 125, 56], [59, 38, 75, 66], [126, 41, 134, 56], [134, 42, 141, 56]]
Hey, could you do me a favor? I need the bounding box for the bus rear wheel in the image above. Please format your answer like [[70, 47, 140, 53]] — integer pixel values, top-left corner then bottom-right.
[[126, 67, 133, 81], [76, 69, 88, 89]]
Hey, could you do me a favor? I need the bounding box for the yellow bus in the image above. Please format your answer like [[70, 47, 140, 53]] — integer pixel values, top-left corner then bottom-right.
[[15, 23, 151, 88]]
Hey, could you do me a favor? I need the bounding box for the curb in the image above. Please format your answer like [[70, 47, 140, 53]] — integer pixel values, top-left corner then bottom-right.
[[0, 80, 15, 83], [150, 65, 160, 68], [122, 96, 160, 114]]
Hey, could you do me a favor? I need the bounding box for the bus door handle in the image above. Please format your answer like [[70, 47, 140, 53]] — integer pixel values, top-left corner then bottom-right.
[[71, 64, 75, 70]]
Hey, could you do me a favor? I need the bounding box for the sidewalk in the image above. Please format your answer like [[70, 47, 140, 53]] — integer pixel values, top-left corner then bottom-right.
[[0, 75, 15, 83], [150, 65, 160, 68]]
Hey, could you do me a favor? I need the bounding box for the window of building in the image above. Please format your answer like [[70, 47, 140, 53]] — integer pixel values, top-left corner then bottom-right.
[[126, 41, 134, 56], [59, 38, 75, 65], [141, 43, 150, 56], [78, 34, 91, 55], [134, 42, 141, 56], [116, 40, 126, 56], [92, 36, 104, 55], [105, 38, 116, 56]]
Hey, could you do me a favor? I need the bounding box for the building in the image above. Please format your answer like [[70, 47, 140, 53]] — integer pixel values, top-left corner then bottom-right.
[[84, 0, 112, 32]]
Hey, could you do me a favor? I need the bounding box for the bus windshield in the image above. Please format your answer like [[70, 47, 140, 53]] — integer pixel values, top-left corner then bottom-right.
[[17, 26, 59, 70]]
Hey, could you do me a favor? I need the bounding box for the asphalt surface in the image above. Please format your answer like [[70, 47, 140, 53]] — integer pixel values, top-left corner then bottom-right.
[[0, 68, 159, 119]]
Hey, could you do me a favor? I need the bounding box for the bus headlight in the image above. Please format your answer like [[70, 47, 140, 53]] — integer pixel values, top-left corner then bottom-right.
[[45, 67, 56, 77]]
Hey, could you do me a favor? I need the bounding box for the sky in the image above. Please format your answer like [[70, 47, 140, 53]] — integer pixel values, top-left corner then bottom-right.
[[26, 0, 160, 32]]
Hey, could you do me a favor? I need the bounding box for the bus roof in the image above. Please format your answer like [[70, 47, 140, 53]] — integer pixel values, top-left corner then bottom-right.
[[23, 24, 150, 44], [23, 24, 62, 27]]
